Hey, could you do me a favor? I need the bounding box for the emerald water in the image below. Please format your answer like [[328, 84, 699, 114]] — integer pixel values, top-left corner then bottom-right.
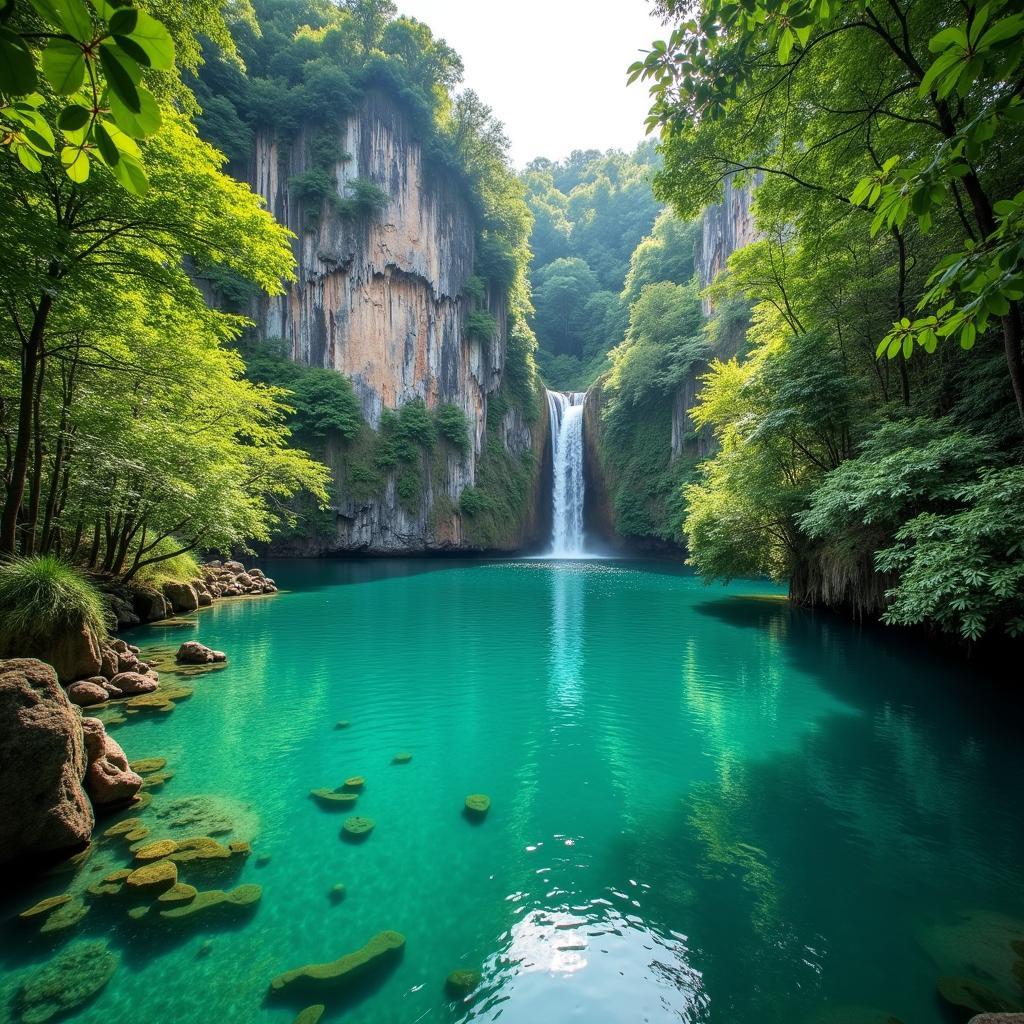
[[2, 559, 1023, 1024]]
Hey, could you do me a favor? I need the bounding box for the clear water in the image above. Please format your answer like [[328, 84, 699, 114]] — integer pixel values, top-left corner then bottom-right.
[[2, 559, 1023, 1024]]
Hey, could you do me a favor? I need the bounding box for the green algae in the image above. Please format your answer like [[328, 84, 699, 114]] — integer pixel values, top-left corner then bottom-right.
[[19, 895, 70, 919], [167, 837, 232, 863], [16, 940, 118, 1024], [157, 883, 198, 904], [293, 1006, 325, 1024], [129, 757, 168, 774], [134, 839, 178, 861], [158, 883, 262, 921], [126, 859, 178, 894], [341, 816, 375, 841], [39, 897, 88, 934], [104, 818, 144, 838], [268, 930, 405, 995], [445, 968, 482, 998]]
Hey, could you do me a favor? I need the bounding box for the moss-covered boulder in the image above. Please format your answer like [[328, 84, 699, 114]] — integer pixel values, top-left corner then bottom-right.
[[16, 940, 118, 1024], [19, 895, 71, 919], [167, 836, 231, 863], [268, 930, 405, 996], [158, 884, 262, 921], [103, 818, 144, 838], [392, 753, 412, 764], [445, 968, 482, 998], [341, 817, 375, 841], [157, 883, 198, 904], [310, 788, 359, 809], [936, 976, 1021, 1017], [126, 859, 178, 894], [229, 841, 252, 857], [342, 776, 365, 791], [293, 1007, 325, 1024], [464, 794, 490, 819]]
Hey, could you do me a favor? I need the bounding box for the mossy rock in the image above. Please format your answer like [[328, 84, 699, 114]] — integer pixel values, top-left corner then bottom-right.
[[129, 757, 167, 775], [124, 825, 151, 842], [104, 817, 145, 838], [445, 968, 482, 998], [152, 793, 259, 841], [39, 897, 88, 934], [87, 880, 123, 898], [157, 883, 198, 905], [329, 883, 346, 904], [293, 1007, 325, 1024], [310, 788, 358, 809], [126, 859, 178, 894], [19, 895, 71, 919], [167, 836, 231, 863], [392, 752, 412, 764], [131, 792, 152, 811], [141, 770, 174, 790], [229, 841, 252, 857], [135, 839, 178, 861], [464, 794, 491, 819], [104, 869, 133, 883], [16, 940, 118, 1024], [158, 883, 262, 921], [127, 906, 150, 920], [341, 817, 375, 841], [269, 930, 405, 996], [125, 693, 176, 712], [342, 776, 365, 791], [936, 976, 1021, 1016]]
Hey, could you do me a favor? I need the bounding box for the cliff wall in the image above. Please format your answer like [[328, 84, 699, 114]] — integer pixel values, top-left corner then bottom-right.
[[239, 91, 543, 553]]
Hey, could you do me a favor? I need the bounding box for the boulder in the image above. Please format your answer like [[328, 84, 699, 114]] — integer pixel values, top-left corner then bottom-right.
[[0, 659, 93, 864], [133, 587, 169, 622], [98, 645, 118, 680], [175, 642, 226, 665], [106, 593, 140, 630], [109, 671, 158, 695], [81, 717, 143, 806], [116, 649, 140, 674], [66, 680, 109, 707], [162, 581, 199, 614], [223, 560, 244, 572], [47, 624, 103, 684]]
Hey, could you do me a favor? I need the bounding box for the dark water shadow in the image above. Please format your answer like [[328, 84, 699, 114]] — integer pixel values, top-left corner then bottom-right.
[[253, 556, 512, 593]]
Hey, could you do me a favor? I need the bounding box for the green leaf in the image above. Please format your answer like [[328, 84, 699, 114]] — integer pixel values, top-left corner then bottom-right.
[[108, 151, 147, 194], [41, 38, 86, 95], [108, 84, 160, 136], [125, 10, 174, 69], [928, 26, 966, 53], [902, 335, 913, 359], [92, 120, 119, 164], [112, 34, 152, 68], [777, 27, 794, 63], [28, 0, 93, 39], [16, 145, 42, 171], [0, 27, 37, 94], [107, 7, 138, 34], [57, 103, 91, 131], [875, 336, 889, 358], [60, 144, 90, 182], [918, 50, 959, 96], [977, 14, 1024, 50], [960, 322, 977, 349], [99, 43, 141, 113], [886, 336, 902, 359]]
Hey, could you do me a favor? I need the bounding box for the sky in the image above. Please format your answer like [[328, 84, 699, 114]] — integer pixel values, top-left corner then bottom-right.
[[397, 0, 666, 168]]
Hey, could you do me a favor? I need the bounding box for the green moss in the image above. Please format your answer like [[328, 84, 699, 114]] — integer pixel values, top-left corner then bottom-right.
[[38, 897, 88, 934], [134, 840, 178, 862], [19, 895, 71, 919], [158, 884, 262, 921], [269, 930, 406, 995], [168, 837, 232, 863], [293, 1007, 325, 1024], [126, 860, 178, 894], [157, 883, 198, 904], [341, 816, 375, 841], [464, 794, 491, 819], [129, 757, 168, 775], [445, 968, 482, 998], [16, 940, 118, 1024]]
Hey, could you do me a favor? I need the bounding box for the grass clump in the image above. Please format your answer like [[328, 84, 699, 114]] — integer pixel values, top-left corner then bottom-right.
[[132, 540, 201, 587], [0, 555, 108, 653]]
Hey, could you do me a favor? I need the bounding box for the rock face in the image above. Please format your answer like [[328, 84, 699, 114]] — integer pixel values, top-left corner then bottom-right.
[[81, 716, 143, 806], [229, 90, 544, 553], [0, 659, 93, 864], [40, 623, 102, 685]]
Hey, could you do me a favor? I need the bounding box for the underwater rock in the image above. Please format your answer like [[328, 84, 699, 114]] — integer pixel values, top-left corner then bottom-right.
[[228, 841, 252, 856], [134, 839, 178, 861], [197, 940, 213, 958], [128, 905, 150, 920], [445, 968, 482, 998], [175, 642, 226, 665], [937, 977, 1021, 1017], [0, 658, 93, 864], [268, 930, 405, 996], [125, 692, 176, 713], [103, 817, 147, 839], [39, 896, 89, 933], [66, 680, 109, 707], [129, 757, 167, 775], [464, 794, 491, 819], [158, 883, 262, 921], [805, 1005, 906, 1024], [341, 817, 375, 841], [140, 770, 174, 790], [19, 895, 71, 919], [343, 776, 365, 791], [335, 720, 350, 729], [126, 859, 178, 894], [329, 883, 346, 904], [310, 788, 359, 808], [292, 1007, 325, 1024], [81, 717, 143, 806], [392, 753, 412, 764], [157, 882, 198, 904], [151, 793, 259, 840], [168, 837, 232, 863], [16, 940, 118, 1024], [109, 671, 158, 696]]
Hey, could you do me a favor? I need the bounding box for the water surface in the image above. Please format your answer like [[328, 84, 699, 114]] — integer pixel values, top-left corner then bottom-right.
[[1, 559, 1022, 1024]]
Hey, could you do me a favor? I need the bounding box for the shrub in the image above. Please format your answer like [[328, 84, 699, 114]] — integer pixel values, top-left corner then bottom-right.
[[132, 541, 202, 587], [459, 486, 489, 516], [435, 404, 470, 450], [0, 556, 108, 653], [339, 178, 389, 219], [466, 310, 497, 343]]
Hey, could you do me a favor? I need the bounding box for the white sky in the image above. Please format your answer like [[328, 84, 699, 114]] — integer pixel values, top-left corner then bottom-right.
[[396, 0, 666, 168]]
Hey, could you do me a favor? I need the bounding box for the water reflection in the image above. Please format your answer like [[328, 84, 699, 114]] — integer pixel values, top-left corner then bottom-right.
[[547, 565, 585, 721]]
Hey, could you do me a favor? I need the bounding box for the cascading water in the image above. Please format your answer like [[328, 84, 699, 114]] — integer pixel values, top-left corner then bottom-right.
[[546, 390, 588, 557]]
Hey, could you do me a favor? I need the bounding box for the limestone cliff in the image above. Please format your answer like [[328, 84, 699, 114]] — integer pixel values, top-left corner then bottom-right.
[[237, 91, 544, 553]]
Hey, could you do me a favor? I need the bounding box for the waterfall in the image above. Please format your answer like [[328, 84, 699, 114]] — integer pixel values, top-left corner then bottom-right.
[[546, 390, 588, 557]]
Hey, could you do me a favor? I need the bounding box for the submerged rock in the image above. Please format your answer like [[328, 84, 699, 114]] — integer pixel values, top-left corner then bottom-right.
[[16, 940, 118, 1024], [937, 976, 1021, 1016], [157, 882, 198, 904], [158, 883, 262, 921], [445, 968, 482, 998], [342, 776, 365, 791], [0, 659, 93, 864], [126, 859, 179, 894], [151, 793, 259, 841], [38, 896, 89, 934], [109, 671, 159, 696], [268, 930, 405, 995], [175, 641, 227, 665], [392, 752, 412, 764], [66, 680, 109, 707], [341, 817, 375, 841], [310, 788, 358, 809], [134, 839, 179, 862], [168, 836, 232, 863], [464, 794, 491, 819], [292, 1007, 325, 1024], [329, 883, 346, 904], [129, 757, 167, 775]]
